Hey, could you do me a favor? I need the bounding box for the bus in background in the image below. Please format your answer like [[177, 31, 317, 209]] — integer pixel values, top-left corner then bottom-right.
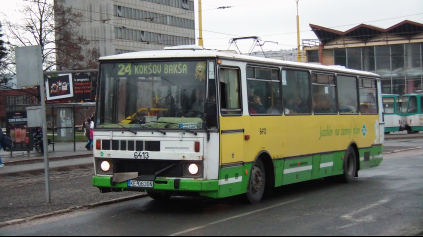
[[400, 93, 423, 133], [382, 94, 403, 134], [92, 46, 384, 204]]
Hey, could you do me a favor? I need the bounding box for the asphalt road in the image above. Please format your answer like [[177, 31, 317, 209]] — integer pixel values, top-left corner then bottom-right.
[[1, 148, 422, 235]]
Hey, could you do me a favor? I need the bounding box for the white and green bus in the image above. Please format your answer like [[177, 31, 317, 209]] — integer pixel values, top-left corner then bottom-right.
[[400, 93, 423, 133], [91, 46, 384, 203], [382, 94, 403, 134]]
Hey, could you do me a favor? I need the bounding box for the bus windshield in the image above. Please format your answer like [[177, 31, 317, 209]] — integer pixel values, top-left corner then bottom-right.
[[97, 60, 211, 130]]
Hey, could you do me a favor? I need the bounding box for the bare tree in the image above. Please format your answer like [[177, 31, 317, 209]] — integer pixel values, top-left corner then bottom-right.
[[2, 0, 99, 73], [0, 21, 13, 84]]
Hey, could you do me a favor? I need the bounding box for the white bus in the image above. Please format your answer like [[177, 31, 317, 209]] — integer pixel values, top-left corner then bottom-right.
[[92, 46, 383, 203]]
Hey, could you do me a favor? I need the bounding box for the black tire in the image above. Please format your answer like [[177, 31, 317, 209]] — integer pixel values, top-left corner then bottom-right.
[[406, 128, 416, 134], [245, 159, 266, 204], [341, 147, 357, 183], [147, 192, 172, 201]]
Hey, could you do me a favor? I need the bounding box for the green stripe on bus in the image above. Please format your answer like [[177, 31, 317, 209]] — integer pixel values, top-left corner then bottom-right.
[[385, 127, 400, 133], [92, 176, 219, 192]]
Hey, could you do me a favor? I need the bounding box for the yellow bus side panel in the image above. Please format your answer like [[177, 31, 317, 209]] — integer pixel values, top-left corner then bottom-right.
[[220, 114, 380, 165]]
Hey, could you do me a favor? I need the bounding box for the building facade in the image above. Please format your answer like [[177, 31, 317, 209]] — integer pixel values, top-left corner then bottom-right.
[[61, 0, 196, 57], [303, 20, 423, 95]]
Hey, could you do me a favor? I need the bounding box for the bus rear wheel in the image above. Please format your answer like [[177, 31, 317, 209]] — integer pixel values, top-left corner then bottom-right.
[[324, 147, 357, 183], [147, 191, 172, 201], [245, 159, 266, 204], [341, 147, 357, 183]]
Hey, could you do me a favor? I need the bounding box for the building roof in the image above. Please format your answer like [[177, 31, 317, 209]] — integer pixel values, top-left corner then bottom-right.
[[310, 20, 423, 44]]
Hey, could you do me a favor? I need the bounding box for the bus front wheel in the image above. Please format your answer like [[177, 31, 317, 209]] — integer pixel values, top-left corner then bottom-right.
[[245, 159, 266, 204]]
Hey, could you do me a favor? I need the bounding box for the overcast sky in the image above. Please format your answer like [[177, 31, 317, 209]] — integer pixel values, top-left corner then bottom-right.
[[1, 0, 422, 53]]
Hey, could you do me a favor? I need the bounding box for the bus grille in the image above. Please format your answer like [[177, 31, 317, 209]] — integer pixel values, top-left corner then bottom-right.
[[101, 140, 160, 152], [114, 159, 182, 177]]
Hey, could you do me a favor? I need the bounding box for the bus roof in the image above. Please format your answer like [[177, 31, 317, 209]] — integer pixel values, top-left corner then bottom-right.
[[99, 46, 380, 78]]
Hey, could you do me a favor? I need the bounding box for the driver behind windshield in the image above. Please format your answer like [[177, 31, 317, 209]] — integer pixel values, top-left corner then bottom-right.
[[182, 89, 205, 117]]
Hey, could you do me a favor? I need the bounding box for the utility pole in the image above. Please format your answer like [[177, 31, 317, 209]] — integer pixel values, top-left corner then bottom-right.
[[198, 0, 203, 47], [296, 0, 301, 62]]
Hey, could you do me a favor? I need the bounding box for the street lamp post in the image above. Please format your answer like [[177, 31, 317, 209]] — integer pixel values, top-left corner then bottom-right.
[[296, 0, 301, 62], [198, 0, 203, 47]]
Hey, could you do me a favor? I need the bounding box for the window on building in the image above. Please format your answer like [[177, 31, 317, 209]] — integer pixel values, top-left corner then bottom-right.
[[312, 73, 337, 114], [363, 46, 375, 72], [347, 48, 362, 70], [282, 69, 311, 115], [182, 0, 189, 9], [307, 50, 319, 63], [391, 44, 405, 73], [392, 78, 405, 95], [381, 79, 391, 94], [117, 6, 122, 17], [375, 45, 391, 79], [334, 48, 346, 67], [337, 75, 358, 114]]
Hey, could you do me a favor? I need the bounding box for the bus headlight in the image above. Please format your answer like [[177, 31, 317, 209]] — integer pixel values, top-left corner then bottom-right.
[[188, 163, 199, 175], [101, 161, 111, 172]]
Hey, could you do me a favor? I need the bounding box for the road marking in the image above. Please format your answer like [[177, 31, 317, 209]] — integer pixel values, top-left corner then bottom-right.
[[340, 199, 389, 223], [168, 198, 302, 236]]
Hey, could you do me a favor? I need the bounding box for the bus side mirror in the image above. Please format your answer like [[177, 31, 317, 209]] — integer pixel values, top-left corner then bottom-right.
[[205, 102, 218, 128]]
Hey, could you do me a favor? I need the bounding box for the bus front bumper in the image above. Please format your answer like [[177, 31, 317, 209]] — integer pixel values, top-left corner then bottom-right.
[[92, 176, 219, 193]]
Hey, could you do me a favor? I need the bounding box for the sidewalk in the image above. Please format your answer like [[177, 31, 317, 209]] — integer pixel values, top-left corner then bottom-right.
[[0, 142, 93, 176]]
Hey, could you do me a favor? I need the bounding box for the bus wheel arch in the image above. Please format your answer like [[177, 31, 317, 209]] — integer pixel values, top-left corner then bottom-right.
[[255, 152, 275, 194]]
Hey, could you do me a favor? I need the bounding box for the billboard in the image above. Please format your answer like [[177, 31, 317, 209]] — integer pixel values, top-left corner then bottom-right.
[[6, 111, 31, 151], [45, 71, 97, 103]]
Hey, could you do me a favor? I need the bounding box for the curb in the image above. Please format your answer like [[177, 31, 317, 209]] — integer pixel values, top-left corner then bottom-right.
[[0, 163, 94, 177], [0, 194, 149, 228], [3, 154, 93, 166], [383, 146, 423, 154]]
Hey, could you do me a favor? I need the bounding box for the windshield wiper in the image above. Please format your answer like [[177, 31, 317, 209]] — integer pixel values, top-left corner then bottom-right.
[[180, 128, 197, 135], [116, 123, 138, 135], [151, 129, 166, 135], [101, 117, 137, 135]]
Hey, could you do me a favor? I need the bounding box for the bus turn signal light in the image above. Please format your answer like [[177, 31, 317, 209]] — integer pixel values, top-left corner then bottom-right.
[[195, 141, 200, 152], [245, 135, 250, 140], [96, 140, 101, 150]]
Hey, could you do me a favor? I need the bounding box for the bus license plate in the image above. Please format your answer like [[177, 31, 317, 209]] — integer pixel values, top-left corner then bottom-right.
[[128, 180, 154, 188]]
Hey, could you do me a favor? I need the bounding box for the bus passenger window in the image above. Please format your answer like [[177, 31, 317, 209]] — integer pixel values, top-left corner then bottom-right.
[[337, 75, 358, 114], [282, 70, 311, 115], [312, 73, 337, 114], [247, 66, 281, 115], [359, 78, 378, 114]]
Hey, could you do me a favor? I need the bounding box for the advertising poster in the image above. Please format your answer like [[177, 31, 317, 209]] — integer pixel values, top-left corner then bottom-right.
[[6, 111, 31, 151], [73, 71, 98, 103], [45, 73, 74, 100]]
